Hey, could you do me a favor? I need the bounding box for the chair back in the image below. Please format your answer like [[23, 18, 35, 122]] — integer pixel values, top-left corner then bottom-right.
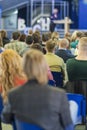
[[0, 95, 3, 130], [13, 118, 43, 130], [0, 95, 3, 115], [48, 80, 56, 86], [51, 71, 63, 87], [67, 93, 86, 125]]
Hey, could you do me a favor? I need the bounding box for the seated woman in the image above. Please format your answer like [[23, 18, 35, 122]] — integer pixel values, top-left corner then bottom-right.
[[0, 49, 27, 103], [1, 49, 73, 130]]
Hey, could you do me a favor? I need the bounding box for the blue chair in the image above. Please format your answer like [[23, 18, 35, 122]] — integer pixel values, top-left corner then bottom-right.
[[13, 118, 43, 130], [0, 95, 3, 115], [48, 80, 56, 86], [0, 95, 3, 130], [51, 71, 63, 87], [67, 93, 86, 125]]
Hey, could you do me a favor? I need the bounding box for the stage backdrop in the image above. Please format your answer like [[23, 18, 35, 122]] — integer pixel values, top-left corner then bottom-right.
[[79, 0, 87, 29]]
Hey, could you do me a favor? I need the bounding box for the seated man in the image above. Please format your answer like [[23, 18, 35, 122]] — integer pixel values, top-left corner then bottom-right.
[[44, 39, 65, 78], [56, 38, 74, 63], [66, 37, 87, 105], [4, 31, 27, 55], [1, 50, 74, 130]]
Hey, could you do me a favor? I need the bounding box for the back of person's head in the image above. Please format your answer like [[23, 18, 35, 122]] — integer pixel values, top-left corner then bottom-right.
[[28, 29, 33, 35], [71, 31, 78, 42], [25, 35, 33, 45], [19, 34, 26, 42], [78, 37, 87, 51], [71, 31, 83, 42], [0, 49, 23, 78], [76, 31, 84, 39], [51, 31, 59, 41], [83, 32, 87, 37], [12, 31, 21, 40], [30, 43, 43, 52], [47, 32, 52, 39], [34, 30, 40, 36], [23, 49, 48, 84], [32, 32, 40, 44], [64, 32, 71, 43], [0, 49, 25, 102], [59, 38, 69, 49], [42, 33, 49, 42], [0, 30, 7, 38], [46, 39, 56, 52]]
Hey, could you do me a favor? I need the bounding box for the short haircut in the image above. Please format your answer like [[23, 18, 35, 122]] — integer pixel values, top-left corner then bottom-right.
[[12, 31, 21, 40], [46, 39, 56, 52], [59, 38, 69, 48], [19, 34, 26, 42], [23, 49, 48, 84], [25, 35, 33, 45], [30, 43, 43, 52], [42, 33, 49, 42], [32, 33, 40, 43], [78, 37, 87, 51]]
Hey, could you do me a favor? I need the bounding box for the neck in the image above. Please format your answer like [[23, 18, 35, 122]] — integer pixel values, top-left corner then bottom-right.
[[59, 47, 66, 50], [76, 51, 87, 60]]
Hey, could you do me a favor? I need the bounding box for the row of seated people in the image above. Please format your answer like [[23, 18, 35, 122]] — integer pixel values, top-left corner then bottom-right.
[[0, 29, 87, 96], [0, 29, 87, 98], [0, 29, 87, 129]]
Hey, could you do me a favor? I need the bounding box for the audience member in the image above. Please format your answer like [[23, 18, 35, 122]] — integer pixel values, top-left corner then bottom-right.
[[70, 31, 84, 49], [66, 37, 87, 102], [0, 34, 4, 53], [56, 38, 74, 63], [2, 49, 73, 130], [51, 31, 59, 41], [19, 34, 26, 42], [0, 49, 26, 103], [4, 31, 27, 54], [20, 35, 33, 57], [41, 33, 50, 54], [32, 32, 41, 44], [44, 39, 65, 79], [30, 44, 54, 81], [28, 29, 33, 35], [0, 30, 10, 47]]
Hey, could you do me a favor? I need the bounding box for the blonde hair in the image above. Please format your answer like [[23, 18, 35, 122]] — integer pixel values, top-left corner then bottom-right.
[[59, 38, 69, 48], [71, 31, 78, 42], [0, 49, 25, 101], [51, 32, 59, 40], [23, 49, 48, 84], [71, 31, 84, 42], [78, 37, 87, 51], [0, 30, 7, 38], [46, 39, 56, 52]]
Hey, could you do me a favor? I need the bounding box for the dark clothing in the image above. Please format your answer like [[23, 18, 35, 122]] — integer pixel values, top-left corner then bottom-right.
[[66, 58, 87, 81], [50, 22, 56, 32], [50, 12, 59, 32], [2, 37, 10, 46], [66, 58, 87, 110], [56, 49, 74, 63], [2, 80, 73, 130]]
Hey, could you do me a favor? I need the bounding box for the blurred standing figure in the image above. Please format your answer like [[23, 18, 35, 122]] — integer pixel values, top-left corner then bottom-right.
[[50, 8, 59, 32]]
